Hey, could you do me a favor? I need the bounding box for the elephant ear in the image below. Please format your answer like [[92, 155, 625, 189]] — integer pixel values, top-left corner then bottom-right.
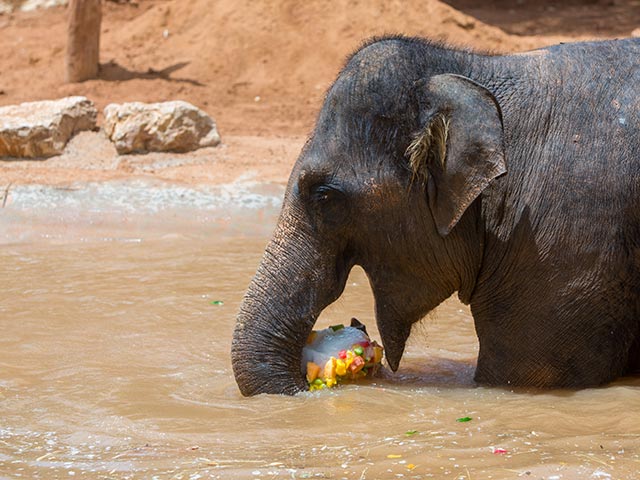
[[407, 73, 506, 236]]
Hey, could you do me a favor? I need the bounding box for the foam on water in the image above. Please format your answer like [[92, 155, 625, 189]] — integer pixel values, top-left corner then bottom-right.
[[0, 180, 285, 243], [5, 180, 284, 213]]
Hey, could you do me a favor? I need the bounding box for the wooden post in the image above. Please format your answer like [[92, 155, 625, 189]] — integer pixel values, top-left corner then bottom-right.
[[66, 0, 102, 83]]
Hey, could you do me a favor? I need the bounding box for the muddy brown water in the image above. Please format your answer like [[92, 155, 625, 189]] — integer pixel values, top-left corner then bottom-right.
[[1, 181, 639, 479]]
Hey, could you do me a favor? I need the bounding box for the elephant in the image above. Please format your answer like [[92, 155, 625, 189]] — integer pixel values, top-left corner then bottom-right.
[[231, 35, 640, 396]]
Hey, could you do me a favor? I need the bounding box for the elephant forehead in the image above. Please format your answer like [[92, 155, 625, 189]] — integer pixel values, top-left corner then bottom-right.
[[353, 40, 403, 70], [325, 42, 420, 120], [327, 73, 414, 119]]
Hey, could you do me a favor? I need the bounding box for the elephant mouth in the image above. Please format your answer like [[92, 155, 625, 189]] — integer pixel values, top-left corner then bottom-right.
[[381, 338, 404, 372], [233, 259, 411, 396], [372, 302, 413, 375]]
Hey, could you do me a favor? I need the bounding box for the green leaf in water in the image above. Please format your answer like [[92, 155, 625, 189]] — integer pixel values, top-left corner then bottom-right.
[[210, 300, 224, 306], [405, 430, 418, 436], [456, 416, 473, 423]]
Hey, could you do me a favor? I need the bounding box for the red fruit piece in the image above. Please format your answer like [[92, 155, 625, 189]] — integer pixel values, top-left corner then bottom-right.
[[338, 350, 347, 360], [348, 356, 366, 375]]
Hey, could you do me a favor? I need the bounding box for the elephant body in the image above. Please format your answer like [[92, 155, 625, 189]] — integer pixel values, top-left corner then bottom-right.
[[232, 36, 640, 395]]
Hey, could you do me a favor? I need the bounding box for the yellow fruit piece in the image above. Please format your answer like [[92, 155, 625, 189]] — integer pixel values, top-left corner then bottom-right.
[[323, 357, 337, 387], [306, 362, 321, 383], [336, 359, 347, 376], [373, 345, 383, 364], [345, 350, 355, 368]]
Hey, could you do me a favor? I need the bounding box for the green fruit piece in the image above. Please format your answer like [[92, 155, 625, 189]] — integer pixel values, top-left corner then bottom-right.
[[354, 346, 364, 356]]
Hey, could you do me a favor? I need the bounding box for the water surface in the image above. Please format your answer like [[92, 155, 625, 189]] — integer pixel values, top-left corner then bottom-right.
[[1, 181, 639, 479]]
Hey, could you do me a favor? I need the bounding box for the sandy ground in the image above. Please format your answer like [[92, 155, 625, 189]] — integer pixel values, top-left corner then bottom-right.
[[0, 0, 639, 188]]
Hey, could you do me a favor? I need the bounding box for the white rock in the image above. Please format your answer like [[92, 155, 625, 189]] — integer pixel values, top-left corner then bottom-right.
[[103, 101, 221, 155], [0, 96, 97, 158], [20, 0, 68, 12], [0, 0, 68, 13]]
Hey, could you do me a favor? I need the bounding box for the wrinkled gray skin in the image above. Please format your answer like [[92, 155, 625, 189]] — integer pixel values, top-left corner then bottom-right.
[[232, 36, 640, 396]]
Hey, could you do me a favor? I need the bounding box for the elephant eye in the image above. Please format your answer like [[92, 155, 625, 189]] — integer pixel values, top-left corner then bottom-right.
[[307, 183, 348, 225], [311, 184, 344, 204]]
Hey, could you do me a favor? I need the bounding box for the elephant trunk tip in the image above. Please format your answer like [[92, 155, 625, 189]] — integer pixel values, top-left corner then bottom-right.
[[231, 311, 310, 396], [231, 340, 308, 396]]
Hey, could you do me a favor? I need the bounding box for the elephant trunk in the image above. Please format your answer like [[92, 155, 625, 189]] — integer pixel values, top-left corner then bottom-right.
[[231, 208, 349, 396], [232, 265, 312, 396]]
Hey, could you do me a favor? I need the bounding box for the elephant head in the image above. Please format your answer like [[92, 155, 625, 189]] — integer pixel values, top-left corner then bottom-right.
[[232, 38, 506, 395]]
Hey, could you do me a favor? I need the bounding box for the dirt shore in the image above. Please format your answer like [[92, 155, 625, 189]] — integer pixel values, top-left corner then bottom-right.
[[1, 0, 638, 187]]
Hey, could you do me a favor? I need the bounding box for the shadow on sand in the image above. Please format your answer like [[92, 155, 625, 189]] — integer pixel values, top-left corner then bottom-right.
[[99, 61, 205, 87]]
